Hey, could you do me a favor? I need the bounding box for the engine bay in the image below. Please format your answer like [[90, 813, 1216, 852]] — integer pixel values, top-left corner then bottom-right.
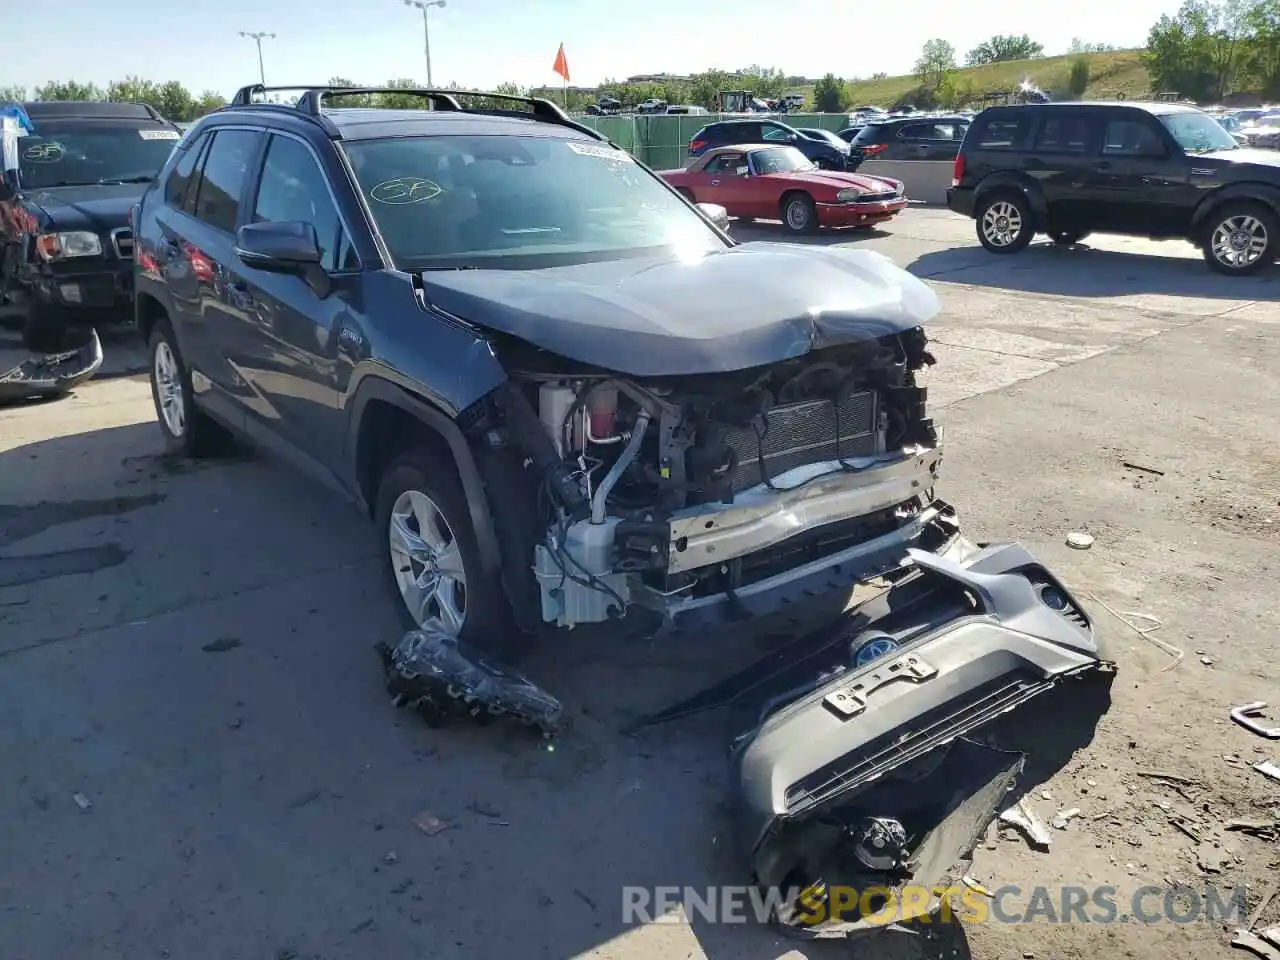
[[464, 328, 942, 629]]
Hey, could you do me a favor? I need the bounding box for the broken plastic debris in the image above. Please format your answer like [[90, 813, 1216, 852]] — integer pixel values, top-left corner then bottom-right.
[[999, 799, 1052, 850], [379, 628, 564, 737], [413, 811, 450, 836], [1066, 531, 1094, 550], [72, 792, 92, 811], [1051, 808, 1082, 830], [961, 875, 994, 897], [1254, 760, 1280, 784]]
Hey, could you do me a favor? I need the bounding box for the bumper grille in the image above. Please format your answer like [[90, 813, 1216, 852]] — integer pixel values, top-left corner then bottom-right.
[[111, 228, 134, 260], [722, 392, 878, 492]]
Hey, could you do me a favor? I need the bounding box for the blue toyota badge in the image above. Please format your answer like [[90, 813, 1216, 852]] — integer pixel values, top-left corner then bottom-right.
[[854, 634, 899, 667]]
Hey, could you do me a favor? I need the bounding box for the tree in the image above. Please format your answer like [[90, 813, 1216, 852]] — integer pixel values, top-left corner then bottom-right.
[[1144, 0, 1252, 100], [1244, 0, 1280, 97], [811, 74, 849, 112], [965, 34, 1045, 66], [34, 80, 103, 101], [1068, 58, 1092, 97], [0, 85, 27, 102], [915, 39, 957, 90]]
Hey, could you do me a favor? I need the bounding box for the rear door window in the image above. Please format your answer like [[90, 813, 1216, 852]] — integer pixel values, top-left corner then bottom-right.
[[969, 114, 1026, 150], [1033, 114, 1094, 154], [191, 129, 264, 234], [164, 131, 210, 213]]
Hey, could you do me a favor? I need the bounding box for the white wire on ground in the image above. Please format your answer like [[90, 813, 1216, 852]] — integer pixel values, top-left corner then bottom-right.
[[1086, 591, 1184, 672]]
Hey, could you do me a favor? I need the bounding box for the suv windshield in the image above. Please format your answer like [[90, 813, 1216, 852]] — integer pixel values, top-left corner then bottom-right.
[[344, 134, 726, 269], [17, 122, 180, 188], [1159, 111, 1238, 153], [751, 147, 815, 174]]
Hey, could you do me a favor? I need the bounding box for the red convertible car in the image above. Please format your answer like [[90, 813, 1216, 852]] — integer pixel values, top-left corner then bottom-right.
[[660, 144, 908, 234]]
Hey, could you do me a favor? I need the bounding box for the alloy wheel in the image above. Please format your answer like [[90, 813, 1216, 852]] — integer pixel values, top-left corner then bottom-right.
[[785, 199, 811, 231], [1210, 214, 1268, 269], [388, 488, 468, 634], [981, 201, 1024, 247], [154, 341, 186, 438]]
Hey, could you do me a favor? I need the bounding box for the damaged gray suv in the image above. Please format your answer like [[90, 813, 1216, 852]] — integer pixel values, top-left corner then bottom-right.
[[133, 84, 949, 650], [135, 85, 1114, 934]]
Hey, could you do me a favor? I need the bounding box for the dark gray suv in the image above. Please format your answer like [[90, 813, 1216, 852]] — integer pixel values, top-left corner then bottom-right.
[[131, 84, 951, 655]]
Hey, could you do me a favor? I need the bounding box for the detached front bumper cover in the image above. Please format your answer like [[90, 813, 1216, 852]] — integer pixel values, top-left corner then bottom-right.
[[0, 328, 103, 403], [725, 540, 1115, 937]]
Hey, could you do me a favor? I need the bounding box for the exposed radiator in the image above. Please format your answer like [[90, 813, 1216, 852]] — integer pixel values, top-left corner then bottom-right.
[[721, 392, 879, 492]]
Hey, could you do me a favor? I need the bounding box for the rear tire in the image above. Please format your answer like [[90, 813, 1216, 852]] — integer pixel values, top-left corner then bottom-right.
[[975, 192, 1034, 254], [781, 193, 817, 234], [375, 448, 525, 660], [1201, 200, 1277, 276], [148, 317, 231, 457]]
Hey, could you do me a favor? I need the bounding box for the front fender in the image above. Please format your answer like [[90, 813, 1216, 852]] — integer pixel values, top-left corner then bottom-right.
[[1190, 183, 1280, 234]]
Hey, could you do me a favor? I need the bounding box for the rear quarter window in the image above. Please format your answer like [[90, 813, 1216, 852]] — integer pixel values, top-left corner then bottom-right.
[[968, 114, 1027, 150], [851, 124, 888, 146]]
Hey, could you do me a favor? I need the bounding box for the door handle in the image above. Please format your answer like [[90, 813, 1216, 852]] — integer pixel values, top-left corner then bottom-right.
[[1094, 161, 1112, 170], [710, 179, 721, 185]]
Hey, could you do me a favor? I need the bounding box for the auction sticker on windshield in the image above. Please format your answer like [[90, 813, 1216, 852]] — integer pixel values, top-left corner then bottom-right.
[[369, 177, 444, 204], [567, 142, 633, 162], [139, 129, 181, 140]]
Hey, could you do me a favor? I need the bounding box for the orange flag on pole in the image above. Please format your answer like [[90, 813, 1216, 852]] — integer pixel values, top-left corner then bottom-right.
[[552, 43, 570, 83]]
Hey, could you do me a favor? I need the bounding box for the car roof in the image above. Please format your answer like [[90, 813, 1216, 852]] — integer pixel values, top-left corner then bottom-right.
[[979, 100, 1201, 116], [19, 100, 164, 121]]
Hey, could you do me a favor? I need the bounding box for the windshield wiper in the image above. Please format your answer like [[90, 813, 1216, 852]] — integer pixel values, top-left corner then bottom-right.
[[97, 176, 153, 184]]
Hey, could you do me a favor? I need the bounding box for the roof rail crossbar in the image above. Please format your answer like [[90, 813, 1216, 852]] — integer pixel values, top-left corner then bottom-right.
[[229, 84, 357, 107], [292, 85, 607, 141], [297, 88, 463, 114]]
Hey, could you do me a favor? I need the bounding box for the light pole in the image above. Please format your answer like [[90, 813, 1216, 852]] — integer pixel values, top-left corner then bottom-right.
[[403, 0, 446, 87], [239, 31, 276, 85]]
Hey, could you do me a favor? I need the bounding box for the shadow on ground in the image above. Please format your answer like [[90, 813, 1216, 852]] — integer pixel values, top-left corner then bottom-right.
[[909, 241, 1278, 296]]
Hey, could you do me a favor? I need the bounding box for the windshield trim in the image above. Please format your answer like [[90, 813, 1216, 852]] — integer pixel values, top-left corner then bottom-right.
[[340, 133, 730, 272]]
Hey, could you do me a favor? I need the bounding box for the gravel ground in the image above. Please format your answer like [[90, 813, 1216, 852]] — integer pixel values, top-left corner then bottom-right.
[[1, 209, 1277, 960]]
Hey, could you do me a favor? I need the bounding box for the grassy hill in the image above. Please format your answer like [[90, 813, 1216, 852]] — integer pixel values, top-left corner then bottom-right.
[[837, 49, 1152, 108]]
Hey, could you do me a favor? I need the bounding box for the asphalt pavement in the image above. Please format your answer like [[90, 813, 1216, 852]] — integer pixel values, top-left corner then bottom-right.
[[1, 209, 1276, 960]]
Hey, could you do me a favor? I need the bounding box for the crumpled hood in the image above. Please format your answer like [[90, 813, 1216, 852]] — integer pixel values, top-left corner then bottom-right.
[[421, 243, 940, 376], [27, 183, 142, 232]]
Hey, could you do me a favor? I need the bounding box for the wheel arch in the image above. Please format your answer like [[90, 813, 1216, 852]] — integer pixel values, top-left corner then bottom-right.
[[346, 377, 503, 583], [974, 173, 1048, 224], [135, 291, 169, 345], [1190, 184, 1280, 237]]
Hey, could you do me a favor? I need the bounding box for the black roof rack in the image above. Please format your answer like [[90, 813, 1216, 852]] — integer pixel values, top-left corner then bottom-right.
[[225, 83, 605, 142]]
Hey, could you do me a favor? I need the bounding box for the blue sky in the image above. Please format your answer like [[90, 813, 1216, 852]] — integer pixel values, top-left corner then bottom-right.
[[7, 0, 1176, 96]]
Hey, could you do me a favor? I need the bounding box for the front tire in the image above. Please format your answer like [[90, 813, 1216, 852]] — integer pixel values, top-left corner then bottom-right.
[[148, 317, 230, 457], [1201, 201, 1277, 276], [782, 193, 817, 234], [976, 192, 1034, 254], [375, 448, 522, 659]]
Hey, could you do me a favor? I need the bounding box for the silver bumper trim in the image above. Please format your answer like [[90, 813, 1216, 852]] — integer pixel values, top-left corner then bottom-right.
[[666, 446, 943, 575]]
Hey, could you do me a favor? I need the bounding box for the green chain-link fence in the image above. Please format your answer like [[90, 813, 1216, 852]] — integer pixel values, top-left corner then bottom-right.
[[577, 113, 853, 169]]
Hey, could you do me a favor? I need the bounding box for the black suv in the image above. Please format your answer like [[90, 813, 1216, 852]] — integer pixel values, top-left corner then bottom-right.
[[689, 118, 852, 168], [132, 84, 950, 655], [948, 101, 1280, 275], [848, 116, 971, 166], [0, 100, 183, 350]]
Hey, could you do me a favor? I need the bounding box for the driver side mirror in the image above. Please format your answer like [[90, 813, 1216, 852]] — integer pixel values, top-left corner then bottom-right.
[[696, 202, 730, 231], [235, 221, 331, 297]]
